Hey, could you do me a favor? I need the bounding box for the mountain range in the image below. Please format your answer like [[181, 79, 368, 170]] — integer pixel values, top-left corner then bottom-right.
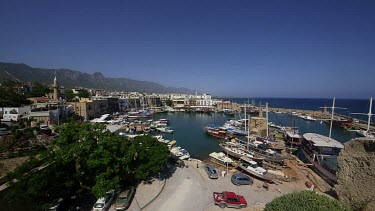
[[0, 62, 194, 94]]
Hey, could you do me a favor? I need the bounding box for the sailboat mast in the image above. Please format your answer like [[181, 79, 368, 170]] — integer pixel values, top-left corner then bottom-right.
[[244, 101, 247, 132], [266, 102, 269, 138], [329, 97, 336, 140], [367, 97, 373, 132]]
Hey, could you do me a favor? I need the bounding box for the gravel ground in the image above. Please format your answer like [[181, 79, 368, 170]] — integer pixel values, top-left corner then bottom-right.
[[0, 156, 29, 178], [106, 158, 326, 211]]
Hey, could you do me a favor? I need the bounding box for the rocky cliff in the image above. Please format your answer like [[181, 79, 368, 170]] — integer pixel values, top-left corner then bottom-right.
[[336, 138, 375, 211]]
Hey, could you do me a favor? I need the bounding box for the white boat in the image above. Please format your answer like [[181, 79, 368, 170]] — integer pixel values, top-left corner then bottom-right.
[[291, 112, 298, 116], [351, 98, 375, 138], [209, 152, 235, 166], [179, 149, 190, 160], [219, 142, 264, 163], [302, 115, 316, 121], [157, 127, 174, 133], [238, 156, 275, 183], [356, 130, 375, 138]]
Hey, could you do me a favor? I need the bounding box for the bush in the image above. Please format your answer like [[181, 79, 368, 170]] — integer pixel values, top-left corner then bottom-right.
[[264, 191, 351, 211]]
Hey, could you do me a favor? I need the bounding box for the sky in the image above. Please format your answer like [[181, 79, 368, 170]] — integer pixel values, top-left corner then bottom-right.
[[0, 0, 374, 98]]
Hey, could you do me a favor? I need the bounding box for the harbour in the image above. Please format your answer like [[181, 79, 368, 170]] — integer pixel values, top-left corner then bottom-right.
[[151, 109, 360, 159]]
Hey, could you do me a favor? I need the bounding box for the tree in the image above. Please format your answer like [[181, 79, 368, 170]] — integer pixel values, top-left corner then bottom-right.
[[52, 123, 168, 196], [264, 191, 350, 211], [3, 122, 169, 210], [78, 89, 90, 98], [26, 82, 51, 98], [64, 89, 76, 102], [0, 80, 31, 107], [165, 98, 173, 107]]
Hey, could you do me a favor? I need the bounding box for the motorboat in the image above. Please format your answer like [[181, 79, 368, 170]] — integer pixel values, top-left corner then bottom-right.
[[209, 152, 235, 166], [237, 156, 275, 183]]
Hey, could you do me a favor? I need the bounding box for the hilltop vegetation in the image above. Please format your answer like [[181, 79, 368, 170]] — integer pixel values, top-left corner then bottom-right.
[[0, 62, 193, 94]]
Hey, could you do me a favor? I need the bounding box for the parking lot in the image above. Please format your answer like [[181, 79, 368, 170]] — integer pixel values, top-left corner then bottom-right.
[[104, 159, 307, 211]]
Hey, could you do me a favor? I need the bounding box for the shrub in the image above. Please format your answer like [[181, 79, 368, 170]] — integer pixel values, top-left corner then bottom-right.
[[264, 190, 351, 211]]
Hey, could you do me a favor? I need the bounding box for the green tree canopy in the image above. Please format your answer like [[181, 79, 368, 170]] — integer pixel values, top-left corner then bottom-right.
[[26, 82, 51, 98], [64, 89, 76, 102], [52, 122, 168, 196], [0, 80, 31, 107], [165, 98, 173, 107], [264, 191, 351, 211], [77, 89, 90, 98], [3, 122, 169, 210]]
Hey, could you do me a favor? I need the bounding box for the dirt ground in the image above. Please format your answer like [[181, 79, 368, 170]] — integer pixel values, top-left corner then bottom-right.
[[0, 156, 29, 178]]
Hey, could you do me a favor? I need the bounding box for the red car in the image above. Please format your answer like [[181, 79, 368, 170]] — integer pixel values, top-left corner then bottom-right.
[[213, 191, 247, 209]]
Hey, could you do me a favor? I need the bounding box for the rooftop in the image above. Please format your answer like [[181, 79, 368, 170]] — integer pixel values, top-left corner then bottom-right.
[[303, 133, 344, 148]]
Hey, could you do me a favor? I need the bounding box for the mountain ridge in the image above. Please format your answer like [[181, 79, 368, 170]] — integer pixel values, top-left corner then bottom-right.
[[0, 62, 194, 94]]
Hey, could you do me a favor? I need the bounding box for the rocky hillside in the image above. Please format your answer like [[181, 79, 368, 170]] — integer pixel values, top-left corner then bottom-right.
[[336, 138, 375, 211], [0, 62, 193, 94]]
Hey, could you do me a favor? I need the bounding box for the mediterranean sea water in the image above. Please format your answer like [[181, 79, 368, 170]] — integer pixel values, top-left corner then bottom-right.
[[153, 110, 360, 160], [224, 98, 373, 121]]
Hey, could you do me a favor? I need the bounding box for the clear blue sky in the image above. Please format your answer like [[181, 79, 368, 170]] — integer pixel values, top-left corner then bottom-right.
[[0, 0, 374, 98]]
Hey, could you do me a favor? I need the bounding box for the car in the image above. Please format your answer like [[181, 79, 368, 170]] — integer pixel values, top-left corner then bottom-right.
[[213, 191, 247, 209], [231, 173, 253, 186], [114, 187, 136, 210], [204, 165, 218, 179], [92, 190, 115, 211], [0, 128, 10, 136]]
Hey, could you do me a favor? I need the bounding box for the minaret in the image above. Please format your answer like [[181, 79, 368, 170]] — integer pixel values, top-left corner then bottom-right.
[[53, 76, 59, 100]]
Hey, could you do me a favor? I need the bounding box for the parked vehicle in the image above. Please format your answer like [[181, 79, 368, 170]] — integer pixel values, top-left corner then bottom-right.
[[213, 191, 247, 208], [204, 165, 218, 179], [92, 190, 115, 211], [114, 187, 136, 210], [231, 173, 253, 186], [0, 128, 10, 136]]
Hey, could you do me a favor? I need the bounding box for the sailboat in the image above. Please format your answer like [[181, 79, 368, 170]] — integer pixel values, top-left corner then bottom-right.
[[301, 97, 345, 186], [351, 97, 375, 138]]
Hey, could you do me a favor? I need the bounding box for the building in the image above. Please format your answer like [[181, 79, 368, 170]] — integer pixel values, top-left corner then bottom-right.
[[215, 101, 241, 111], [68, 98, 109, 120], [0, 106, 32, 122]]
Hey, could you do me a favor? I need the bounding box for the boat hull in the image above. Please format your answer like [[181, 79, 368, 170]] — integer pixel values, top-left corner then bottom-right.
[[237, 164, 275, 183], [301, 148, 337, 186]]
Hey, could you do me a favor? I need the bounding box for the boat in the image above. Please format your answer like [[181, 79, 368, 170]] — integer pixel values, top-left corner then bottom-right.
[[223, 109, 235, 116], [143, 127, 151, 133], [351, 97, 375, 138], [159, 119, 170, 125], [209, 152, 235, 166], [203, 124, 220, 132], [301, 98, 346, 185], [291, 112, 298, 116], [157, 127, 174, 133], [355, 130, 375, 138], [179, 149, 190, 160], [301, 133, 344, 185], [219, 142, 264, 163], [237, 156, 275, 183], [207, 129, 229, 139], [302, 115, 316, 121], [240, 142, 289, 165], [284, 131, 302, 146]]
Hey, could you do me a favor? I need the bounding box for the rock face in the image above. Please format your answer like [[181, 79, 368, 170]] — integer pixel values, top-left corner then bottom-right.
[[336, 138, 375, 211]]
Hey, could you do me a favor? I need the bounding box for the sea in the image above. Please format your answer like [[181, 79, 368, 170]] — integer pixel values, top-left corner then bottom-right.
[[152, 98, 371, 159], [224, 98, 372, 120]]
